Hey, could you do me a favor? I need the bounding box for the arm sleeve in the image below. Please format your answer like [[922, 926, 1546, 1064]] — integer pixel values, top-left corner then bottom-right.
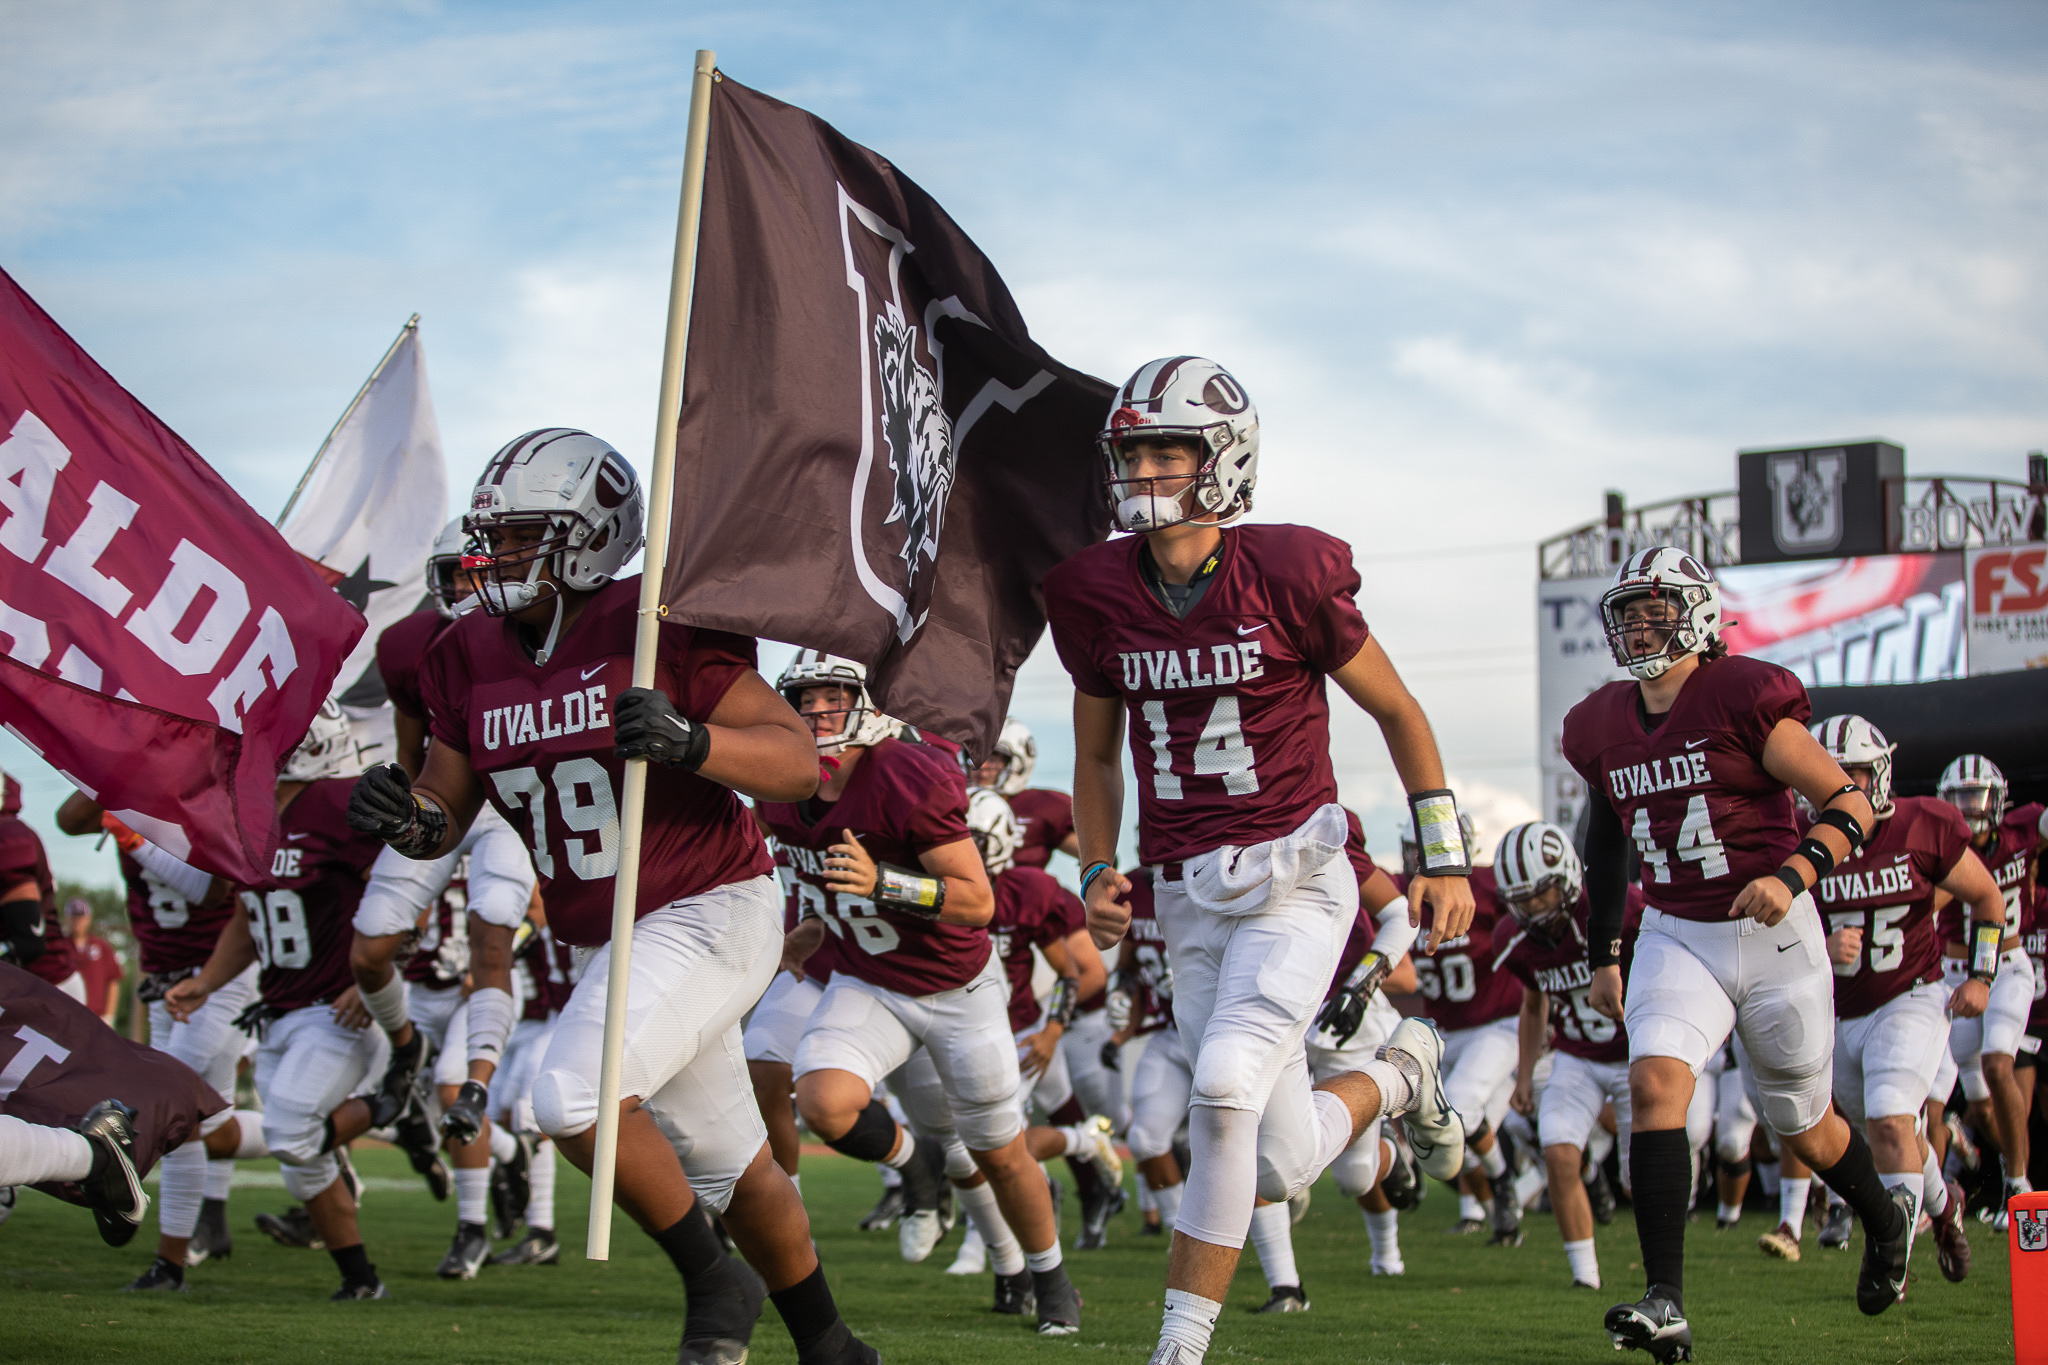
[[1584, 794, 1629, 969], [1370, 896, 1419, 965], [130, 840, 214, 905]]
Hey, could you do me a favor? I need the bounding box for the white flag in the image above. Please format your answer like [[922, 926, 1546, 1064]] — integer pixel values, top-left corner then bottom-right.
[[279, 320, 446, 736]]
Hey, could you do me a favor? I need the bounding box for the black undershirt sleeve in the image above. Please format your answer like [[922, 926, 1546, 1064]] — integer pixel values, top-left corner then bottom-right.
[[1584, 795, 1628, 969]]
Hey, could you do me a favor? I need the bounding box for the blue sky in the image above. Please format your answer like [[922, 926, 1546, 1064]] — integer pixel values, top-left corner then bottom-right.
[[5, 1, 2044, 883]]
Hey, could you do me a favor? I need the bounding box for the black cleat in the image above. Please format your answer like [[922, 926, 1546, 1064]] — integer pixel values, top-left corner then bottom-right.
[[795, 1322, 881, 1365], [1140, 1217, 1165, 1236], [1606, 1290, 1693, 1362], [1818, 1201, 1853, 1249], [122, 1256, 189, 1292], [76, 1100, 148, 1247], [1076, 1181, 1126, 1250], [1251, 1284, 1310, 1313], [678, 1256, 767, 1365], [1380, 1131, 1425, 1212], [440, 1079, 490, 1145], [186, 1196, 234, 1266], [256, 1205, 324, 1250], [392, 1105, 450, 1201], [1856, 1186, 1915, 1315], [1489, 1175, 1523, 1245], [857, 1185, 903, 1231], [1585, 1162, 1617, 1225], [331, 1278, 389, 1301], [1449, 1216, 1485, 1235], [1931, 1180, 1971, 1283], [490, 1228, 561, 1265], [1033, 1265, 1082, 1336], [992, 1268, 1035, 1315], [490, 1133, 534, 1238], [369, 1029, 434, 1129], [437, 1222, 492, 1279]]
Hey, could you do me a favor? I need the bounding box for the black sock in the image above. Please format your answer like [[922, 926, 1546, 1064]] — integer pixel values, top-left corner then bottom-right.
[[1064, 1155, 1102, 1197], [770, 1263, 849, 1360], [650, 1201, 731, 1287], [329, 1242, 376, 1287], [651, 1204, 757, 1342], [1629, 1127, 1691, 1309], [1814, 1126, 1906, 1241], [152, 1255, 185, 1284]]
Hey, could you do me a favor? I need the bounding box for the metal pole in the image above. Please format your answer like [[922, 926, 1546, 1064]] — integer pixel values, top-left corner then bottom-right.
[[586, 47, 718, 1262], [276, 314, 420, 528]]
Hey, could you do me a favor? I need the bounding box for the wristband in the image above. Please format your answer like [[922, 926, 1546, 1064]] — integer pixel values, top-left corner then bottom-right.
[[1773, 866, 1808, 899], [1792, 835, 1837, 883], [875, 863, 945, 920], [1344, 949, 1391, 998], [1814, 804, 1867, 853], [1079, 861, 1114, 898], [390, 793, 449, 859], [1046, 976, 1081, 1028], [1970, 919, 2003, 981], [1408, 790, 1471, 876]]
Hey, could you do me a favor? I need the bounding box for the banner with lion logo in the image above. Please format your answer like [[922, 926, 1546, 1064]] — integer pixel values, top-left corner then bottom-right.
[[660, 75, 1112, 757]]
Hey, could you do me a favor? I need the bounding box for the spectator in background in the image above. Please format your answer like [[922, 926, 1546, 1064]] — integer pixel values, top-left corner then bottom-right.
[[66, 897, 125, 1028]]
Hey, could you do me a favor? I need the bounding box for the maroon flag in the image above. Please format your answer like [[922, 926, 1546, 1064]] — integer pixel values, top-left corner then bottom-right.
[[661, 76, 1113, 757], [0, 268, 366, 884]]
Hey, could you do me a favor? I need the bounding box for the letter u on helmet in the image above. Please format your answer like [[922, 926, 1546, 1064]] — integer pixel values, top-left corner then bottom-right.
[[965, 787, 1020, 876], [462, 429, 646, 617], [1097, 357, 1259, 532], [776, 650, 897, 755], [282, 698, 358, 782], [1599, 546, 1725, 681], [1494, 821, 1582, 937], [1809, 715, 1898, 818], [1938, 754, 2007, 835]]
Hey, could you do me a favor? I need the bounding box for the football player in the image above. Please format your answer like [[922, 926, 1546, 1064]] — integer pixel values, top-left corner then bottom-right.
[[968, 717, 1080, 871], [55, 794, 265, 1289], [490, 899, 575, 1265], [1117, 866, 1190, 1236], [1809, 716, 1996, 1282], [1566, 547, 1910, 1362], [1708, 1041, 1758, 1231], [1935, 754, 2045, 1227], [0, 773, 77, 998], [348, 432, 871, 1365], [765, 653, 1085, 1335], [1498, 821, 1646, 1290], [1048, 358, 1474, 1365], [165, 703, 394, 1300]]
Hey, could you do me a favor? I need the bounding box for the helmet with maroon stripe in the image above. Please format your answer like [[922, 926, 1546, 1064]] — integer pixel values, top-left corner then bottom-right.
[[966, 787, 1021, 876], [462, 429, 645, 616], [1495, 821, 1582, 941], [1810, 715, 1898, 819], [425, 517, 472, 619], [282, 698, 358, 782], [1937, 754, 2008, 837], [776, 650, 897, 755], [1097, 357, 1259, 532], [1599, 546, 1726, 681]]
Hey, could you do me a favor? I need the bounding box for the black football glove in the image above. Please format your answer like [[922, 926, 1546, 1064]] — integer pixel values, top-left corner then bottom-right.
[[0, 900, 46, 966], [1313, 950, 1391, 1047], [612, 687, 711, 771], [1099, 1038, 1122, 1074], [440, 1079, 490, 1145], [346, 763, 446, 857]]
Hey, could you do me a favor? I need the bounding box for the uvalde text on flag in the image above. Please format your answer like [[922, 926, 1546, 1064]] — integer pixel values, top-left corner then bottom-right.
[[660, 75, 1113, 758], [0, 267, 366, 884]]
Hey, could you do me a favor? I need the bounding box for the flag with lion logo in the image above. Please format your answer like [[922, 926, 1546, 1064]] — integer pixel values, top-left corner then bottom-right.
[[660, 74, 1113, 757]]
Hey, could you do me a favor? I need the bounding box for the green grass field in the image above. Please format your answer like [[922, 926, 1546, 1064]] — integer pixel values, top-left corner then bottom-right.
[[0, 1147, 2016, 1364]]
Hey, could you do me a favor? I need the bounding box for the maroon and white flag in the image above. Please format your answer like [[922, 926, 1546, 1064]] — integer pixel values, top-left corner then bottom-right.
[[662, 76, 1113, 757], [0, 268, 366, 884]]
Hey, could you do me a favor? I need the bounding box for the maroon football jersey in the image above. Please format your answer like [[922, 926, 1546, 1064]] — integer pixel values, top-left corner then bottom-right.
[[402, 875, 469, 988], [758, 737, 989, 995], [1400, 867, 1520, 1031], [2027, 911, 2047, 1038], [1563, 655, 1810, 924], [377, 607, 448, 721], [1009, 788, 1076, 871], [1123, 871, 1172, 1036], [989, 865, 1085, 1031], [1497, 889, 1643, 1063], [1044, 525, 1370, 865], [122, 848, 232, 976], [1809, 796, 1970, 1019], [244, 778, 384, 1012], [769, 841, 837, 986], [514, 923, 574, 1021], [1937, 801, 2044, 945], [0, 815, 72, 986], [421, 575, 774, 948]]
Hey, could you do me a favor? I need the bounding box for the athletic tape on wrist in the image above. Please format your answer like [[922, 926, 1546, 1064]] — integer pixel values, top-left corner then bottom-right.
[[1970, 919, 2003, 981], [875, 863, 945, 919], [361, 974, 412, 1035], [1408, 790, 1471, 876]]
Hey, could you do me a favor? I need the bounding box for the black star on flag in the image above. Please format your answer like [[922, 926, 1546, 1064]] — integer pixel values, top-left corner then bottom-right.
[[331, 557, 395, 613]]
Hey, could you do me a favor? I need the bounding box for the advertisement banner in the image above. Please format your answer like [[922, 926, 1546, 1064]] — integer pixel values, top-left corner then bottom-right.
[[1535, 576, 1626, 829], [1965, 544, 2048, 674], [1717, 553, 1965, 688]]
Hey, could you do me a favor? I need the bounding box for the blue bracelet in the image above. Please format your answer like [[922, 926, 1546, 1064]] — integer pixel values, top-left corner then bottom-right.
[[1080, 861, 1114, 897]]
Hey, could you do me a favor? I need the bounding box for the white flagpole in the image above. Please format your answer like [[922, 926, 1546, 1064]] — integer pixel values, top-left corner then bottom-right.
[[586, 47, 718, 1262], [276, 313, 420, 528]]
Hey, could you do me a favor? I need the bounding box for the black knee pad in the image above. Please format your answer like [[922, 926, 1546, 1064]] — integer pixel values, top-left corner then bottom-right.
[[1723, 1156, 1751, 1179], [824, 1100, 899, 1163]]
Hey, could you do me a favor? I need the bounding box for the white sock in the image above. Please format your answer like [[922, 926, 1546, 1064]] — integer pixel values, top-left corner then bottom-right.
[[790, 1172, 801, 1198], [1248, 1202, 1298, 1290], [205, 1154, 236, 1201], [1516, 1163, 1547, 1209], [879, 1162, 903, 1189], [1055, 1126, 1085, 1158], [1564, 1236, 1600, 1287], [1357, 1058, 1415, 1116], [1757, 1158, 1781, 1198], [455, 1166, 490, 1226], [1780, 1177, 1810, 1237], [1880, 1171, 1920, 1224], [230, 1112, 268, 1161], [953, 1178, 1025, 1275], [1459, 1193, 1486, 1223], [952, 1222, 987, 1268], [362, 974, 410, 1035], [489, 1124, 518, 1164], [1479, 1141, 1506, 1180], [1365, 1207, 1402, 1266], [1024, 1242, 1063, 1273], [1585, 1125, 1615, 1169], [1922, 1145, 1947, 1216], [0, 1115, 94, 1184], [1137, 1171, 1157, 1213], [1717, 1201, 1742, 1223], [526, 1140, 556, 1231], [157, 1140, 208, 1239], [1158, 1288, 1222, 1363], [1154, 1181, 1184, 1233], [881, 1128, 917, 1169]]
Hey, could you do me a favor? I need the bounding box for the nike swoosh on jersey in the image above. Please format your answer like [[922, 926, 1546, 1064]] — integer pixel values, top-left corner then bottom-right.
[[285, 833, 309, 841], [581, 662, 608, 680], [1235, 623, 1268, 635], [1684, 738, 1709, 749]]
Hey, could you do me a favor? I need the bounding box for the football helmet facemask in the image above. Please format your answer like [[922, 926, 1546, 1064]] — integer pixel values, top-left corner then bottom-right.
[[1937, 754, 2007, 837], [282, 699, 357, 783], [425, 517, 473, 620], [1097, 357, 1259, 533], [776, 650, 897, 756], [462, 429, 646, 619], [971, 717, 1037, 797], [1810, 715, 1898, 819], [1599, 546, 1726, 681], [1494, 821, 1582, 941], [966, 787, 1021, 877]]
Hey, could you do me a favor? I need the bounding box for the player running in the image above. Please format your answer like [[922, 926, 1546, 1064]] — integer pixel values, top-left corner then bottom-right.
[[348, 431, 873, 1365], [1048, 357, 1475, 1365], [1567, 547, 1918, 1362]]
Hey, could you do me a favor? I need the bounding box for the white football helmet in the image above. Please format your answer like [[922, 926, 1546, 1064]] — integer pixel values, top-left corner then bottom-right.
[[777, 650, 897, 755], [1938, 754, 2008, 837], [1810, 715, 1898, 819], [463, 429, 646, 616], [965, 787, 1020, 877], [1494, 821, 1583, 940], [974, 717, 1037, 797], [1599, 546, 1727, 681], [425, 517, 471, 619], [282, 699, 356, 782], [1097, 356, 1259, 532]]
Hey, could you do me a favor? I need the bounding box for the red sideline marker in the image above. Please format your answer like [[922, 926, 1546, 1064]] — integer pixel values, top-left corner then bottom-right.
[[2013, 1190, 2048, 1363]]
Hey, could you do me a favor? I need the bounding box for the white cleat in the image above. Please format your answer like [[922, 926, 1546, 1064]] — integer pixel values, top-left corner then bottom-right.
[[1370, 1258, 1405, 1276], [1078, 1114, 1124, 1186], [1383, 1017, 1463, 1182], [946, 1226, 987, 1275], [898, 1208, 944, 1263]]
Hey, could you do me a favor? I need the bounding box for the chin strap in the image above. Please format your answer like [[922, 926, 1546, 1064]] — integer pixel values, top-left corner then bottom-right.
[[533, 592, 566, 666]]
